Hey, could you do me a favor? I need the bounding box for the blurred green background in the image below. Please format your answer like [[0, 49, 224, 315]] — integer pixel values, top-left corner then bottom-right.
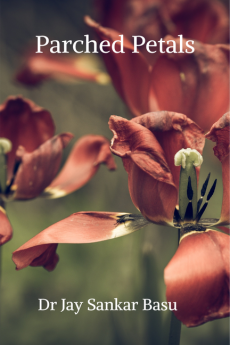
[[0, 0, 229, 344]]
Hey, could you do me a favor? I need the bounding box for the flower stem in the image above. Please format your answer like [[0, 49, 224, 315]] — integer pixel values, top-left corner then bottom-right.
[[141, 227, 162, 345], [168, 311, 181, 345], [168, 229, 181, 345]]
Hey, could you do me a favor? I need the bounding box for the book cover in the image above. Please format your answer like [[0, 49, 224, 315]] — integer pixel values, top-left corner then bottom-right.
[[0, 1, 229, 344]]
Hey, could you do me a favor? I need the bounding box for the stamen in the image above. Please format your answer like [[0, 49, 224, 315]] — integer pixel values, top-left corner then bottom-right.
[[207, 179, 217, 200], [196, 203, 208, 223], [201, 173, 211, 197], [197, 173, 211, 212], [196, 179, 217, 222]]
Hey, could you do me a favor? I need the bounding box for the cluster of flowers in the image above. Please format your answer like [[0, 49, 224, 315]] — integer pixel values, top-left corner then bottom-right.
[[1, 0, 229, 330]]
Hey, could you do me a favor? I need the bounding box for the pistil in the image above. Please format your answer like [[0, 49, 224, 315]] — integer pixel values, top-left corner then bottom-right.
[[174, 148, 203, 221]]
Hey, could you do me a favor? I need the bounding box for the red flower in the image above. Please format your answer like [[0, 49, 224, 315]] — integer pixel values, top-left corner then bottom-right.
[[85, 17, 230, 132], [15, 49, 110, 87], [0, 96, 116, 245], [164, 113, 229, 327], [95, 0, 229, 63], [12, 111, 229, 327]]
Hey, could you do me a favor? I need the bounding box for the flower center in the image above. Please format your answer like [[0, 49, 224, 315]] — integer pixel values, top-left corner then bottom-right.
[[174, 148, 217, 235], [0, 138, 12, 195]]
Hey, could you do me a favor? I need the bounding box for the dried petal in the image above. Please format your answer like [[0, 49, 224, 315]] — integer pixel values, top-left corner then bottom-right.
[[16, 51, 110, 86], [30, 244, 59, 272], [150, 38, 230, 131], [12, 133, 73, 200], [0, 206, 12, 245], [206, 112, 230, 225], [43, 135, 116, 198], [0, 96, 55, 179], [85, 16, 150, 116], [12, 212, 147, 270], [164, 230, 230, 327], [109, 112, 205, 224]]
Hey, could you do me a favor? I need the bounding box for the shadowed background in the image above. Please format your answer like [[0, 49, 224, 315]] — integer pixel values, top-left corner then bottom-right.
[[0, 0, 229, 344]]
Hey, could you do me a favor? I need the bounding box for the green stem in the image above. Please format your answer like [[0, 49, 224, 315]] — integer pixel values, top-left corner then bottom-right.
[[168, 311, 181, 345], [0, 146, 7, 194], [168, 229, 181, 345], [141, 227, 162, 345]]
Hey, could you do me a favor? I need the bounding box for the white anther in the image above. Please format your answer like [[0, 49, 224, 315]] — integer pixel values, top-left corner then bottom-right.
[[174, 148, 203, 169]]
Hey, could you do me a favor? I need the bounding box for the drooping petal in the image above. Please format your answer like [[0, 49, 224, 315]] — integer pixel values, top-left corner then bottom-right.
[[15, 51, 110, 86], [205, 112, 230, 225], [109, 112, 205, 224], [0, 96, 55, 179], [149, 38, 230, 131], [164, 229, 230, 327], [110, 115, 175, 224], [85, 16, 150, 116], [131, 111, 205, 189], [0, 206, 12, 245], [12, 133, 73, 200], [12, 212, 149, 270], [43, 135, 116, 199]]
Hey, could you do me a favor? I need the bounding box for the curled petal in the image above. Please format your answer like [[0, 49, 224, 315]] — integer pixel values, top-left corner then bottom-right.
[[43, 135, 116, 198], [150, 38, 230, 131], [164, 230, 230, 327], [0, 96, 55, 179], [0, 206, 12, 245], [85, 16, 150, 116], [132, 111, 205, 189], [206, 113, 230, 225], [12, 212, 148, 270], [29, 244, 59, 272], [16, 51, 110, 86], [109, 115, 176, 224], [12, 133, 73, 200], [109, 112, 205, 224]]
